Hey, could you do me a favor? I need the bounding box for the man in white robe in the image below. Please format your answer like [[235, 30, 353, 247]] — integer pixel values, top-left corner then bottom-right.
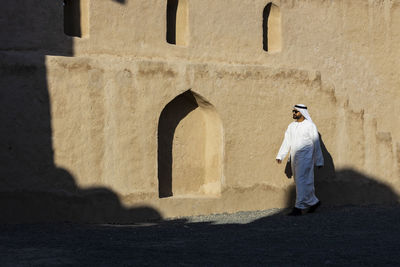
[[276, 104, 324, 216]]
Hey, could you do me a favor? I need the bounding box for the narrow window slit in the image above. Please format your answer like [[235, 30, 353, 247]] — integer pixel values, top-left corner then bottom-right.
[[166, 0, 188, 46], [64, 0, 88, 38], [263, 3, 281, 52]]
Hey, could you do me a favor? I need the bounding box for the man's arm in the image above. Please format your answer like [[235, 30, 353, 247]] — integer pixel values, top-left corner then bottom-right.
[[276, 126, 291, 164]]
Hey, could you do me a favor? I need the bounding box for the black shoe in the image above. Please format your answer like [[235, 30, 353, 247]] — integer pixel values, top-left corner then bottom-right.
[[308, 201, 321, 213], [287, 207, 302, 216]]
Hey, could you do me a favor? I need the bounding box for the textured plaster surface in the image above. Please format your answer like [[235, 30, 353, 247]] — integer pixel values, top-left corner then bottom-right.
[[0, 0, 399, 222]]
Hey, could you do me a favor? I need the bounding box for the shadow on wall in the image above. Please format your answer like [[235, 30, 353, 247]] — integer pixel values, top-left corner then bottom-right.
[[284, 134, 399, 208], [0, 0, 161, 223]]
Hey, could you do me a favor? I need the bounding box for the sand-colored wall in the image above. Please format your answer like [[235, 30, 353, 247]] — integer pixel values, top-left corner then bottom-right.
[[0, 0, 399, 222]]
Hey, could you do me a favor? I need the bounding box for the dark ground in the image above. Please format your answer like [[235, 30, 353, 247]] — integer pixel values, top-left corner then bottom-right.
[[1, 205, 400, 266]]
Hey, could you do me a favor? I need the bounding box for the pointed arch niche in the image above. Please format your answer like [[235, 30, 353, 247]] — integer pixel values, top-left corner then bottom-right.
[[158, 90, 223, 198], [263, 2, 282, 52]]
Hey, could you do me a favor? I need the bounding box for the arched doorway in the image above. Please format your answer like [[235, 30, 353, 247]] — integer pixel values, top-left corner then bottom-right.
[[158, 90, 223, 198]]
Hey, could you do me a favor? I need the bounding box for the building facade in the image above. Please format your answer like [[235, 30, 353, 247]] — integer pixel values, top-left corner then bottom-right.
[[0, 0, 399, 222]]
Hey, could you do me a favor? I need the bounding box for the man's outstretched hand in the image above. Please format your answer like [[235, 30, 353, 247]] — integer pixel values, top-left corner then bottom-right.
[[276, 159, 282, 164]]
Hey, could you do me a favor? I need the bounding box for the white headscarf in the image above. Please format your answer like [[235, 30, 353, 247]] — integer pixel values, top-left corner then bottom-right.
[[293, 104, 313, 122]]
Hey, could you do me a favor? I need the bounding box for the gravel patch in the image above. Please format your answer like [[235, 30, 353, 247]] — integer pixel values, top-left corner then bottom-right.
[[176, 208, 283, 224]]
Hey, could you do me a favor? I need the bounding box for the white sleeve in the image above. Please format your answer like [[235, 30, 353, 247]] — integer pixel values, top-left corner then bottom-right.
[[276, 126, 291, 160], [311, 124, 324, 166]]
